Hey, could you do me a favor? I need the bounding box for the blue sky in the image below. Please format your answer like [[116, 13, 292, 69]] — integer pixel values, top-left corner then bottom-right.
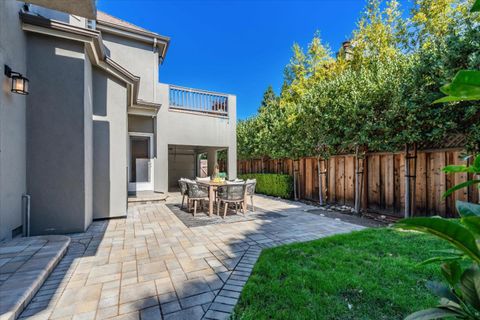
[[97, 0, 411, 120]]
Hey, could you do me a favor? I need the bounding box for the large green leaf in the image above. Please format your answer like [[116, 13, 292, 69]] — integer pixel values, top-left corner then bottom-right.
[[443, 165, 476, 174], [404, 307, 461, 320], [462, 217, 480, 238], [456, 201, 480, 217], [472, 0, 480, 12], [443, 180, 480, 198], [460, 267, 480, 310], [434, 95, 480, 103], [441, 262, 462, 288], [435, 70, 480, 103], [418, 255, 463, 266], [443, 71, 480, 96], [474, 155, 480, 170], [394, 218, 480, 264], [427, 280, 459, 303]]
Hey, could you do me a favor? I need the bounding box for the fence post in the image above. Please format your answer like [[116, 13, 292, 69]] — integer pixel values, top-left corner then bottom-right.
[[404, 143, 417, 218], [317, 157, 324, 205]]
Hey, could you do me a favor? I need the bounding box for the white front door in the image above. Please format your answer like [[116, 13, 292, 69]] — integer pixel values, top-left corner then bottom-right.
[[128, 133, 154, 192]]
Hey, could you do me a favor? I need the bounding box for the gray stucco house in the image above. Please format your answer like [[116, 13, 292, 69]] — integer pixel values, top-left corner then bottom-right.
[[0, 0, 237, 241]]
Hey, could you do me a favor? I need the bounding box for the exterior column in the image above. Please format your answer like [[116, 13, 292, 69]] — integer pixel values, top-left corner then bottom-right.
[[227, 94, 237, 180], [207, 148, 217, 177]]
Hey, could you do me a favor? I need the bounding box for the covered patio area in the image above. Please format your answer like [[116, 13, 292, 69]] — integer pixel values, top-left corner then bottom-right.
[[167, 145, 229, 192]]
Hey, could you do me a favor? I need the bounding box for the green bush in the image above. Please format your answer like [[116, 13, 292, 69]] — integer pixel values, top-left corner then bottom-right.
[[239, 173, 293, 199]]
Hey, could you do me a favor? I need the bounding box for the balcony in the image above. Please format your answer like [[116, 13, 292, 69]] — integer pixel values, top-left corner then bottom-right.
[[169, 85, 229, 117]]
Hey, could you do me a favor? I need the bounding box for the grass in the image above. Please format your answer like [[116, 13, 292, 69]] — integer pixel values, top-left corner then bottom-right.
[[233, 228, 451, 320]]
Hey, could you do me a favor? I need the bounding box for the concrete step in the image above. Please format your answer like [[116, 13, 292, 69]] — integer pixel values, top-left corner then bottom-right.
[[128, 191, 168, 206], [0, 235, 70, 320]]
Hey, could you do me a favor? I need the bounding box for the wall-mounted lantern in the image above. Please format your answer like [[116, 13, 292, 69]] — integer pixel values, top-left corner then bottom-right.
[[4, 65, 29, 95]]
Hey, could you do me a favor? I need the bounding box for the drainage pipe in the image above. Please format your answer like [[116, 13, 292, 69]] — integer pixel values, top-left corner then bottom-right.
[[22, 194, 31, 237]]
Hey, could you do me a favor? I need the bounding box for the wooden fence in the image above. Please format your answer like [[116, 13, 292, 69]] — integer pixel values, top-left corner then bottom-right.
[[238, 148, 479, 218]]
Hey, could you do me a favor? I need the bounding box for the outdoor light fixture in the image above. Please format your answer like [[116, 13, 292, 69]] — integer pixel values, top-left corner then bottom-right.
[[4, 65, 29, 95]]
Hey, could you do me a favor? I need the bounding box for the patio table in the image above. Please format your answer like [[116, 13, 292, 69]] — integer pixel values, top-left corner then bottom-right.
[[196, 180, 225, 216], [196, 180, 248, 216]]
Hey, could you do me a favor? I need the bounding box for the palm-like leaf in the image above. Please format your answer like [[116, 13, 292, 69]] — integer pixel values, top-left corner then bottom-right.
[[460, 267, 480, 310], [443, 180, 480, 198], [434, 71, 480, 103], [457, 201, 480, 217], [427, 281, 460, 303], [404, 307, 462, 320], [394, 218, 480, 264], [472, 0, 480, 12], [462, 217, 480, 238]]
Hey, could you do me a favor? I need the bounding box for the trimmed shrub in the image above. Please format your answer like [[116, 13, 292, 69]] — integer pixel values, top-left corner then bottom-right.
[[239, 173, 293, 199]]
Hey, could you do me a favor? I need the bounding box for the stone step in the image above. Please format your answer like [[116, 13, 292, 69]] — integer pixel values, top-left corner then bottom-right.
[[128, 191, 168, 206], [0, 235, 70, 320]]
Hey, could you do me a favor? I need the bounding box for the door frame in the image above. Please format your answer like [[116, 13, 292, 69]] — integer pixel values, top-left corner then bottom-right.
[[128, 132, 154, 192]]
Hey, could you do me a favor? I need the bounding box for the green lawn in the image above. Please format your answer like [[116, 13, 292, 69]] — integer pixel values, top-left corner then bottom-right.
[[233, 228, 450, 320]]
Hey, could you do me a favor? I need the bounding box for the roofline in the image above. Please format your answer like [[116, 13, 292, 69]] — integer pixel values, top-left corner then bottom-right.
[[20, 11, 160, 112], [96, 20, 170, 63]]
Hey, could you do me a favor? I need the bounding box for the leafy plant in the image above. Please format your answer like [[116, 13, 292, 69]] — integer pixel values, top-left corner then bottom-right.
[[395, 155, 480, 319], [435, 70, 480, 103], [443, 154, 480, 198]]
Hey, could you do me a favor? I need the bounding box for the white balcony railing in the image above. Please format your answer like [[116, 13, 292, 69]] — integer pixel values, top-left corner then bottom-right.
[[169, 85, 228, 116]]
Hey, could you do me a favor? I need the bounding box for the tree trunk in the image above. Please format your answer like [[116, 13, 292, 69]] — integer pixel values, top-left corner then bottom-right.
[[412, 143, 417, 217], [404, 144, 411, 218], [354, 147, 364, 214], [293, 159, 299, 200], [317, 157, 324, 205]]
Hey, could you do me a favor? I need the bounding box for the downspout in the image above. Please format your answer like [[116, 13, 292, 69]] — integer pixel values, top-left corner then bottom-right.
[[22, 194, 31, 237]]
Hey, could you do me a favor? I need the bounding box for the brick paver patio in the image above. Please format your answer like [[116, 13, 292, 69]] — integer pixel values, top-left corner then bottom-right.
[[19, 194, 363, 320]]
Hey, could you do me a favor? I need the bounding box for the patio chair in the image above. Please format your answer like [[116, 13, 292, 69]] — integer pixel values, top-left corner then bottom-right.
[[186, 181, 209, 216], [196, 176, 211, 182], [178, 178, 189, 209], [216, 183, 247, 218], [246, 179, 256, 212]]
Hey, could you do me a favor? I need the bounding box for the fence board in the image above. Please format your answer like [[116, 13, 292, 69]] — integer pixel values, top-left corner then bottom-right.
[[368, 155, 381, 210], [335, 157, 345, 205], [305, 158, 314, 200]]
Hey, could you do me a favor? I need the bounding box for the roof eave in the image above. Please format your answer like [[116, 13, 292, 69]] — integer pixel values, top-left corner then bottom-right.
[[96, 21, 170, 62], [20, 12, 149, 108]]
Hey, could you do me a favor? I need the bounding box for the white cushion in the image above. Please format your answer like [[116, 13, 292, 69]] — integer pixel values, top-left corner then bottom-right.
[[226, 180, 244, 185], [196, 176, 211, 182]]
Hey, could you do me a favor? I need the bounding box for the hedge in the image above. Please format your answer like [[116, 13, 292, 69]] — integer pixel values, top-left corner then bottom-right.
[[239, 173, 293, 199]]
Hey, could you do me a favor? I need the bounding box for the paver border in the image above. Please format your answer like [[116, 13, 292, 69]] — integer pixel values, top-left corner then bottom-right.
[[0, 236, 70, 320]]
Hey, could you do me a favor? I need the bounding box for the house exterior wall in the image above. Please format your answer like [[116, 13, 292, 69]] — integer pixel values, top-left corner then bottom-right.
[[26, 34, 92, 235], [154, 84, 237, 193], [128, 115, 154, 133], [0, 0, 28, 241], [92, 68, 128, 219], [102, 33, 158, 103]]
